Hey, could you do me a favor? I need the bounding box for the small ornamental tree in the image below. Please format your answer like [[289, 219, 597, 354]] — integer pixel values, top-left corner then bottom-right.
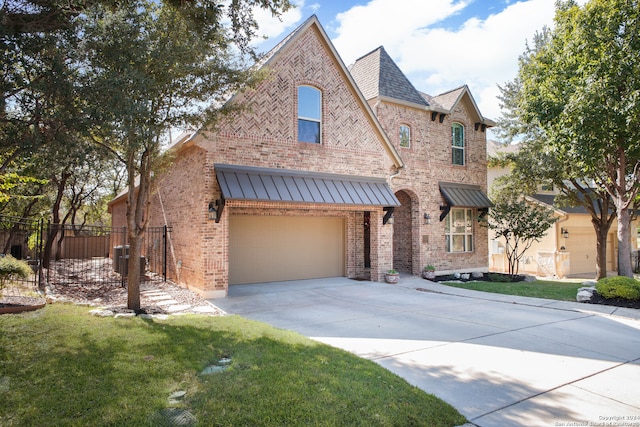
[[482, 194, 557, 279]]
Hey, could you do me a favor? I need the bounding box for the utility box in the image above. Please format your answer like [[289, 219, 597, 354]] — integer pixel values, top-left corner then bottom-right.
[[113, 245, 129, 272], [118, 255, 146, 277]]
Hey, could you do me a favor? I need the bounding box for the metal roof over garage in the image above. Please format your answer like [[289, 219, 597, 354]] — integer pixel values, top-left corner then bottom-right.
[[215, 164, 400, 206]]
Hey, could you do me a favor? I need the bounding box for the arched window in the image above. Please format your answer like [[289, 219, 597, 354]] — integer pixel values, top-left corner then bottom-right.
[[452, 123, 464, 165], [399, 124, 411, 148], [298, 86, 321, 144]]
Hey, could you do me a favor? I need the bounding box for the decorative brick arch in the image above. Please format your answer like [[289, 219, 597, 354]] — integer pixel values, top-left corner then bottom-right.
[[393, 189, 420, 274]]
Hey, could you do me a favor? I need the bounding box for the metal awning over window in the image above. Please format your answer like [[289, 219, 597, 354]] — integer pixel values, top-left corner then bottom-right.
[[215, 164, 400, 207], [439, 182, 492, 221]]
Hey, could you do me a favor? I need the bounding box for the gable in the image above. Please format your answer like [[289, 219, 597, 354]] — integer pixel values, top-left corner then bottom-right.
[[202, 16, 402, 175]]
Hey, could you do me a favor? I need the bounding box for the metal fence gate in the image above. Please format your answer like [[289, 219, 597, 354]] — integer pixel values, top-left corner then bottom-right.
[[0, 215, 172, 297], [0, 215, 44, 296]]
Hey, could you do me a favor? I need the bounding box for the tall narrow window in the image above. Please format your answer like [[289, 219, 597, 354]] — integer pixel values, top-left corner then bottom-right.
[[298, 86, 321, 144], [452, 123, 464, 165], [445, 208, 474, 253], [399, 124, 411, 148]]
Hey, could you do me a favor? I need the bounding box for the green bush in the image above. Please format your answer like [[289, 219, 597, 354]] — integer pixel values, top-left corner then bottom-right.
[[0, 255, 32, 292], [488, 273, 512, 282], [596, 276, 640, 301]]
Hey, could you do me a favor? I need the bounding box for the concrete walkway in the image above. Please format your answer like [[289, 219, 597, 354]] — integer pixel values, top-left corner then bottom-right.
[[210, 276, 640, 427]]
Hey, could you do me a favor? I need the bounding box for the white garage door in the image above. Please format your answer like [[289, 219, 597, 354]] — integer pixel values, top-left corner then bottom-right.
[[229, 216, 345, 285], [567, 228, 613, 275]]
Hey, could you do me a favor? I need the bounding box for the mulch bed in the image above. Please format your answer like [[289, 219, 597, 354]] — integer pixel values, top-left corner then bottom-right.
[[1, 258, 212, 315], [587, 292, 640, 310]]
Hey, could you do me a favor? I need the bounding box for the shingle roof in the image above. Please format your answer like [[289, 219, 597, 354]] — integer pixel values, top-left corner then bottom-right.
[[350, 47, 428, 107]]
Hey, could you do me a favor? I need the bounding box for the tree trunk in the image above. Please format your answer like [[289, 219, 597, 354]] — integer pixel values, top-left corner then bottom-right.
[[617, 207, 633, 277], [125, 147, 152, 311], [593, 222, 609, 280]]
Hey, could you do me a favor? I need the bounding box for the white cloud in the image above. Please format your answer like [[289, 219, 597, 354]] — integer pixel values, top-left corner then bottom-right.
[[251, 0, 305, 42], [332, 0, 558, 123]]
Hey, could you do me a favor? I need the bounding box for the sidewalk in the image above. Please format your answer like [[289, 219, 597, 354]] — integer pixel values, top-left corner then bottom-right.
[[395, 274, 640, 322]]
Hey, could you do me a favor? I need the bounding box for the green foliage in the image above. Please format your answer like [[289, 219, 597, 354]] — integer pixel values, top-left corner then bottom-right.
[[498, 0, 640, 277], [0, 255, 32, 292], [423, 265, 435, 271], [443, 279, 582, 302], [596, 276, 640, 301], [483, 193, 557, 278], [387, 269, 398, 274], [0, 305, 466, 426], [488, 273, 512, 282]]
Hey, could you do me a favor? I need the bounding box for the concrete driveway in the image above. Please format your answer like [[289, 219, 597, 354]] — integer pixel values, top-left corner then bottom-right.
[[210, 276, 640, 427]]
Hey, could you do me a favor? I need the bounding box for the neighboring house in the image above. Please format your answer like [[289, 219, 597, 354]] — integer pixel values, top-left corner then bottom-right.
[[487, 140, 639, 278], [110, 16, 494, 298]]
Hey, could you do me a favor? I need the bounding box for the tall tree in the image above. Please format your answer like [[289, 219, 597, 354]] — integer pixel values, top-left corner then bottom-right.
[[499, 0, 640, 277], [80, 0, 291, 310]]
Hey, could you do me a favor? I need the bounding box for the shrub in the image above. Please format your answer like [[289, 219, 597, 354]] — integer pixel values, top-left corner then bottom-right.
[[596, 276, 640, 301], [488, 273, 512, 283], [0, 255, 33, 293]]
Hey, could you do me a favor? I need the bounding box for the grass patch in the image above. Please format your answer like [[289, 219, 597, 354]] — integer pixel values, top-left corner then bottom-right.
[[442, 279, 583, 301], [0, 304, 465, 426]]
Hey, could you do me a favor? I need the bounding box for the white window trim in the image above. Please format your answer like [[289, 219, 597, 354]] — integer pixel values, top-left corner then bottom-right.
[[452, 122, 465, 166], [445, 208, 474, 253]]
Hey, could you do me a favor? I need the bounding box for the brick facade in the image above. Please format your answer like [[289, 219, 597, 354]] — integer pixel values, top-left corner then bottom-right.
[[110, 16, 491, 297], [376, 99, 490, 275]]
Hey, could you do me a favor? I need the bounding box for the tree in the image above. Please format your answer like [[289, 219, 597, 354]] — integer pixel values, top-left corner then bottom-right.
[[499, 0, 640, 277], [489, 138, 616, 280], [79, 0, 291, 311], [483, 191, 557, 278]]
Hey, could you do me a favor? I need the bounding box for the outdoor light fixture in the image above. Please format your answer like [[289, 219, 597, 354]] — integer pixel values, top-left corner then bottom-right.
[[423, 213, 431, 225], [208, 199, 225, 223], [561, 227, 569, 239]]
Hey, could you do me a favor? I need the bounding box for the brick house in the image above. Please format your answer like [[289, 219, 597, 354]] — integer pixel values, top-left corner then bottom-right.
[[110, 16, 494, 298], [350, 47, 494, 278]]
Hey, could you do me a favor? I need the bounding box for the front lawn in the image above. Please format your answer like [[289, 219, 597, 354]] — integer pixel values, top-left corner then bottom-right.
[[0, 304, 466, 426], [442, 279, 583, 301]]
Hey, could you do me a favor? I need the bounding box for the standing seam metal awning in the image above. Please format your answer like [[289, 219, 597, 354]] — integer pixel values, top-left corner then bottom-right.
[[439, 182, 492, 221], [439, 182, 492, 207], [215, 164, 400, 206]]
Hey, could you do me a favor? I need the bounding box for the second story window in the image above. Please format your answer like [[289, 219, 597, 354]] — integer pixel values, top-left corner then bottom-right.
[[399, 124, 411, 148], [298, 86, 321, 144], [452, 123, 465, 165]]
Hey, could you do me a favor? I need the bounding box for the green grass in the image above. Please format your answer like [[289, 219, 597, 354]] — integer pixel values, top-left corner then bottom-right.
[[442, 279, 583, 301], [0, 304, 466, 427]]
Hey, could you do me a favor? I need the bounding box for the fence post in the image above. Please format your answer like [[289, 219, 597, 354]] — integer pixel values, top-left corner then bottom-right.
[[163, 225, 167, 282], [121, 226, 127, 288], [38, 219, 44, 292]]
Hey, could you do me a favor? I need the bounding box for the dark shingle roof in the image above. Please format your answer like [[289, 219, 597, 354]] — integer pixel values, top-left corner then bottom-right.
[[350, 47, 428, 107]]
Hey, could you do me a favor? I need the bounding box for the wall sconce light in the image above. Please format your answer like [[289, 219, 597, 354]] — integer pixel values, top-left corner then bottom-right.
[[208, 199, 225, 223], [561, 227, 569, 239], [387, 215, 394, 225], [423, 213, 431, 225]]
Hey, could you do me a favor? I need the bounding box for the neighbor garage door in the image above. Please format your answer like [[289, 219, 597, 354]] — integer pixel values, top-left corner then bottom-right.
[[229, 216, 345, 285], [567, 228, 614, 275]]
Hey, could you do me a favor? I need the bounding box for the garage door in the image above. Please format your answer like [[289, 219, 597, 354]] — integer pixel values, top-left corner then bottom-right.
[[567, 229, 614, 275], [229, 216, 345, 285]]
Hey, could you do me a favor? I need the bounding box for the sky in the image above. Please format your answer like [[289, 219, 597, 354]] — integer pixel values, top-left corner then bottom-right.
[[249, 0, 584, 141]]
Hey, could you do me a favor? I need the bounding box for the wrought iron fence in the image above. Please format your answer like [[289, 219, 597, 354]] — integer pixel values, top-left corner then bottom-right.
[[0, 215, 171, 298], [0, 215, 43, 297]]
